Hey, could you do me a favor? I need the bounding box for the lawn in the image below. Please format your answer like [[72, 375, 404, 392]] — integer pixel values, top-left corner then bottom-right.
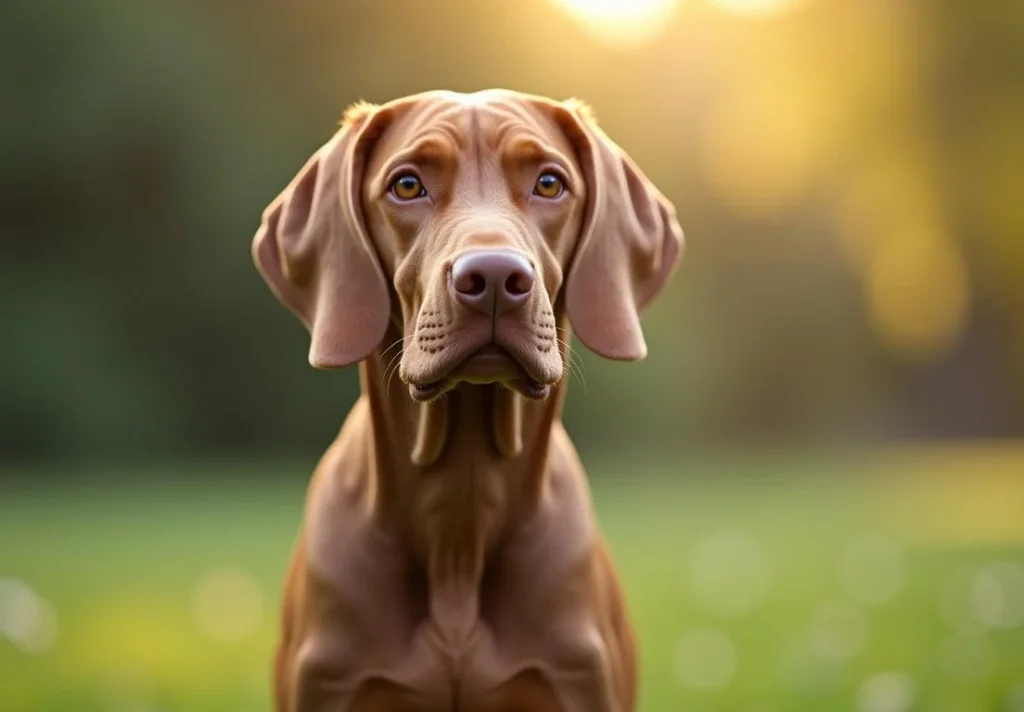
[[2, 446, 1024, 711]]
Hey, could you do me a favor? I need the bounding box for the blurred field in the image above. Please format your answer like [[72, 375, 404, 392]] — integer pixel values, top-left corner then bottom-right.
[[3, 447, 1024, 712]]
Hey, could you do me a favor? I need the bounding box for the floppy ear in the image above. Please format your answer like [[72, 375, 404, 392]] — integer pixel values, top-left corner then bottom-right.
[[252, 103, 391, 369], [559, 100, 684, 361]]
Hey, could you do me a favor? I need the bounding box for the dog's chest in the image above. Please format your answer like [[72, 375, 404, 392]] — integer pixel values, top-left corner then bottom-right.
[[366, 617, 564, 712]]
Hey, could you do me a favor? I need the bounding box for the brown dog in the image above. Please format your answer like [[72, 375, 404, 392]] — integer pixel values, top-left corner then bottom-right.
[[253, 89, 683, 712]]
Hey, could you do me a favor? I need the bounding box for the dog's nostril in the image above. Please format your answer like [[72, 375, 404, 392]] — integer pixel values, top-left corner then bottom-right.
[[452, 266, 487, 296], [505, 271, 532, 297], [464, 273, 486, 296]]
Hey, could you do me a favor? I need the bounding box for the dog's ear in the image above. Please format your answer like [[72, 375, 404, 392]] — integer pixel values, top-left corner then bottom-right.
[[252, 103, 392, 369], [558, 100, 684, 361]]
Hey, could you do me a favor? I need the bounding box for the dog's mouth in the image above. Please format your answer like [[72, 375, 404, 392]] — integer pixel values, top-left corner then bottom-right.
[[410, 344, 551, 402]]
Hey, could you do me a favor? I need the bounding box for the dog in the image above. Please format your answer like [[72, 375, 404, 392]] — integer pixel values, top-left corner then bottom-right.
[[253, 89, 683, 711]]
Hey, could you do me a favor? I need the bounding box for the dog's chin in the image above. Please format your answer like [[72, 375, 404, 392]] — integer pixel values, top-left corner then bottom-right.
[[407, 345, 554, 403]]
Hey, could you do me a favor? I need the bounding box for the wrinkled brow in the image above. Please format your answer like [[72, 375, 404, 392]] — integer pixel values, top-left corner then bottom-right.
[[502, 136, 576, 179], [380, 135, 459, 178]]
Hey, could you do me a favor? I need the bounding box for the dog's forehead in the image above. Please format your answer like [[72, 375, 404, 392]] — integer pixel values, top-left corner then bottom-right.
[[377, 90, 571, 158]]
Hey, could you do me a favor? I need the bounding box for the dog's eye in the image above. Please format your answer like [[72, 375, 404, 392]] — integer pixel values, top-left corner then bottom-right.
[[533, 173, 564, 199], [391, 174, 426, 200]]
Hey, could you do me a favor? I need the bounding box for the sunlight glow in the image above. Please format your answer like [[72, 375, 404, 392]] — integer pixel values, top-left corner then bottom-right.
[[712, 0, 806, 16], [700, 78, 831, 219], [835, 153, 935, 276], [551, 0, 678, 47]]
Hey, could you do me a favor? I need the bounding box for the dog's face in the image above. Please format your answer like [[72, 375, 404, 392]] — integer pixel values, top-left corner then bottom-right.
[[253, 90, 683, 402], [362, 94, 587, 402]]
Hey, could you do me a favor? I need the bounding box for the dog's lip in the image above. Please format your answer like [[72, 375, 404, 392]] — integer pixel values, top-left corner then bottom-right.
[[473, 344, 506, 357], [458, 344, 518, 378], [408, 343, 553, 401], [410, 380, 448, 401]]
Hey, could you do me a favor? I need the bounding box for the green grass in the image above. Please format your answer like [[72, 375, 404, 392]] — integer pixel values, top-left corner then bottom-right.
[[2, 448, 1024, 711]]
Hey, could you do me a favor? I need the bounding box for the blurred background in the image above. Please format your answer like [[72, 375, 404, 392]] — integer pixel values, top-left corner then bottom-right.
[[2, 0, 1024, 709]]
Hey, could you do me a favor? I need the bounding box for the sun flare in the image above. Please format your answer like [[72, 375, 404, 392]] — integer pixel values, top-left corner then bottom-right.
[[551, 0, 678, 47], [712, 0, 806, 15]]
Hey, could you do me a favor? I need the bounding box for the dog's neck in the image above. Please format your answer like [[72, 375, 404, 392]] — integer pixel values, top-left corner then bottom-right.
[[356, 321, 569, 632], [358, 323, 569, 506]]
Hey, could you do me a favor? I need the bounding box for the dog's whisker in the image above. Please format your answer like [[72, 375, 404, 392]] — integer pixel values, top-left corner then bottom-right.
[[556, 337, 587, 393], [555, 335, 585, 370], [378, 336, 409, 377], [386, 352, 407, 397], [383, 348, 406, 399], [567, 360, 587, 394], [552, 327, 586, 363], [376, 335, 411, 400], [560, 357, 584, 393], [564, 343, 587, 381], [378, 335, 409, 363]]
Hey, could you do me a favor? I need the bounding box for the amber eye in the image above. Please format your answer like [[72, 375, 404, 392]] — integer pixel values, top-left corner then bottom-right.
[[533, 172, 564, 199], [391, 174, 426, 200]]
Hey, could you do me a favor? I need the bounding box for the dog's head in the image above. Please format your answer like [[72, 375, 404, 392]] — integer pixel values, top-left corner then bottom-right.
[[253, 90, 683, 402]]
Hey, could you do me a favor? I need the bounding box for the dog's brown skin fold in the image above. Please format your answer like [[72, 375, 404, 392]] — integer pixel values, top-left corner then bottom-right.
[[253, 89, 683, 711]]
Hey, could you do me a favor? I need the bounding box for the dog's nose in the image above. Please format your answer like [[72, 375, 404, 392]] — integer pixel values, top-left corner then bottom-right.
[[451, 249, 535, 316]]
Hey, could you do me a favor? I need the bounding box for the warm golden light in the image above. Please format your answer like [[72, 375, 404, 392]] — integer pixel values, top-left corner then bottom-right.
[[835, 152, 935, 276], [879, 448, 1024, 545], [712, 0, 806, 16], [699, 78, 830, 219], [550, 0, 678, 47], [866, 230, 971, 364]]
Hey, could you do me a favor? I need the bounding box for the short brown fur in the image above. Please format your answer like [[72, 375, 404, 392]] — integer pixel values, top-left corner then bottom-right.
[[253, 89, 683, 711]]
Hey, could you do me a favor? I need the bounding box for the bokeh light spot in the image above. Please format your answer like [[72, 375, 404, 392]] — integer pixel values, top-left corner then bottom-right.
[[778, 638, 844, 693], [675, 628, 738, 690], [0, 577, 59, 654], [808, 600, 870, 662], [688, 529, 775, 617], [968, 561, 1024, 630], [857, 672, 916, 712], [191, 567, 264, 643], [700, 80, 828, 219], [865, 230, 971, 363], [550, 0, 678, 48], [835, 151, 936, 276]]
